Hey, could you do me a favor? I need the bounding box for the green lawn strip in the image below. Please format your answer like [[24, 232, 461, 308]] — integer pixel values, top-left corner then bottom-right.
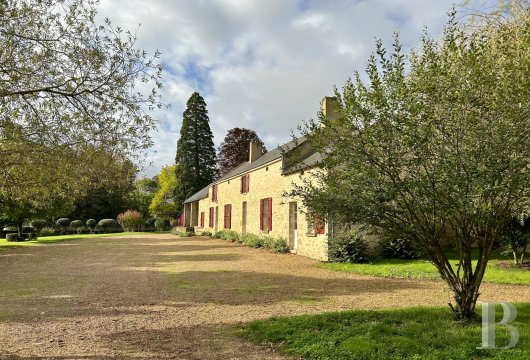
[[0, 232, 163, 251], [236, 304, 530, 360], [319, 252, 530, 285]]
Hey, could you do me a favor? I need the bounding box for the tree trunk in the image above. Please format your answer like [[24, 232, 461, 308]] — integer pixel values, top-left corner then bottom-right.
[[450, 283, 480, 321], [16, 218, 23, 238]]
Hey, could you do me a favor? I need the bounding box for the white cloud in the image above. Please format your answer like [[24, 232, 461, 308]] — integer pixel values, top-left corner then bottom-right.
[[97, 0, 458, 177]]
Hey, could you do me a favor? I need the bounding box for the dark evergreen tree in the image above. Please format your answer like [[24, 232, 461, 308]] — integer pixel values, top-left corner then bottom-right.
[[174, 92, 217, 210], [217, 128, 267, 175]]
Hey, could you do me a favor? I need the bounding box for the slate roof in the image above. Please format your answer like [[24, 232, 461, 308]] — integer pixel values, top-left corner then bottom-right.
[[183, 185, 209, 204], [183, 136, 322, 204]]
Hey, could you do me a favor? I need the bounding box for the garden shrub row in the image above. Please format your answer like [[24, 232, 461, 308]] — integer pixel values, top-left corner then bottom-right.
[[328, 230, 421, 264], [211, 230, 289, 253]]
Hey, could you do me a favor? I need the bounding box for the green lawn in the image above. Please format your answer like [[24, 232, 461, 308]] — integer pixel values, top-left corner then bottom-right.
[[319, 253, 530, 285], [237, 303, 530, 360], [0, 232, 159, 251]]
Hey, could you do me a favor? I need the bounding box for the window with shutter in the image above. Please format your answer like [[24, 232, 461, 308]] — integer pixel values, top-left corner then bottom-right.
[[259, 199, 264, 230], [240, 175, 250, 194], [267, 198, 272, 231], [209, 207, 214, 227], [260, 198, 272, 232], [224, 204, 231, 229], [200, 212, 204, 228], [307, 212, 325, 236], [212, 185, 218, 202]]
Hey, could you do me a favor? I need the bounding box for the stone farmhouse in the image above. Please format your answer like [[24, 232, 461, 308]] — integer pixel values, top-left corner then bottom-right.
[[182, 97, 338, 261]]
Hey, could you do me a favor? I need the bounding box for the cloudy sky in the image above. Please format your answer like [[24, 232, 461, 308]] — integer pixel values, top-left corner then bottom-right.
[[98, 0, 469, 177]]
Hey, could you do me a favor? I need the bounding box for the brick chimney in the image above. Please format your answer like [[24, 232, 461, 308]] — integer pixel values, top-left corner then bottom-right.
[[249, 141, 263, 163], [320, 96, 339, 127]]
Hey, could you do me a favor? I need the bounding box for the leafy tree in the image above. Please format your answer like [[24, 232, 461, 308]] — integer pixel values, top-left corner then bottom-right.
[[129, 177, 159, 215], [217, 128, 267, 175], [150, 165, 178, 219], [293, 7, 529, 320], [0, 0, 161, 236], [174, 92, 217, 209], [0, 0, 162, 159], [68, 146, 137, 220]]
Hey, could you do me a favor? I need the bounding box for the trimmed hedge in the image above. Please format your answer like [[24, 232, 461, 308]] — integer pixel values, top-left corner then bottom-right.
[[86, 219, 97, 229], [56, 218, 70, 228], [70, 220, 84, 229]]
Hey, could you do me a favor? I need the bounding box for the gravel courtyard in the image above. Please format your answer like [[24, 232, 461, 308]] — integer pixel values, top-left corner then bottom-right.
[[1, 234, 529, 359]]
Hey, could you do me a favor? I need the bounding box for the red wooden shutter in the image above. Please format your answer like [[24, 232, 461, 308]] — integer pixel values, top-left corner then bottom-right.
[[240, 177, 243, 193], [200, 212, 204, 227], [259, 199, 264, 230], [228, 205, 232, 229], [246, 175, 250, 192], [267, 198, 272, 231], [313, 215, 325, 234]]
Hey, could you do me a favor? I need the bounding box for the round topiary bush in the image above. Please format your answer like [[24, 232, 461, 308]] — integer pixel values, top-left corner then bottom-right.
[[70, 220, 84, 229], [30, 219, 47, 232], [98, 219, 122, 233], [56, 218, 71, 228], [329, 231, 371, 263], [86, 219, 97, 229]]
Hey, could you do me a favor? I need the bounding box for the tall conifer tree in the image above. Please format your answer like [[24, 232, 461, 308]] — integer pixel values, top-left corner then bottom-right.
[[174, 92, 217, 210]]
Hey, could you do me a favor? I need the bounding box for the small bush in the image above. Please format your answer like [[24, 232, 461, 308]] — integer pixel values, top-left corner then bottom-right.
[[379, 235, 420, 260], [170, 219, 178, 228], [214, 231, 225, 239], [117, 210, 144, 232], [200, 230, 212, 237], [30, 219, 47, 231], [154, 219, 167, 231], [70, 220, 84, 229], [6, 233, 21, 241], [56, 218, 70, 228], [241, 233, 264, 248], [172, 230, 193, 237], [329, 231, 371, 263], [76, 226, 91, 234], [145, 217, 156, 226], [98, 219, 122, 233], [86, 219, 97, 229], [221, 230, 239, 242], [39, 227, 55, 236], [263, 235, 290, 253]]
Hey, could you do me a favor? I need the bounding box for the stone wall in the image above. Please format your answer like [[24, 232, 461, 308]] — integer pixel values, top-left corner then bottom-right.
[[194, 159, 328, 261]]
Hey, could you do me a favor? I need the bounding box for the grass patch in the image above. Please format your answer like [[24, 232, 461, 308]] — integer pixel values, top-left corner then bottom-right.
[[0, 232, 157, 251], [237, 303, 530, 359], [319, 251, 530, 285]]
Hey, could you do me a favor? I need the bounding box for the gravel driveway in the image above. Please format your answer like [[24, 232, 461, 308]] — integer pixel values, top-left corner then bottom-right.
[[1, 234, 529, 359]]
